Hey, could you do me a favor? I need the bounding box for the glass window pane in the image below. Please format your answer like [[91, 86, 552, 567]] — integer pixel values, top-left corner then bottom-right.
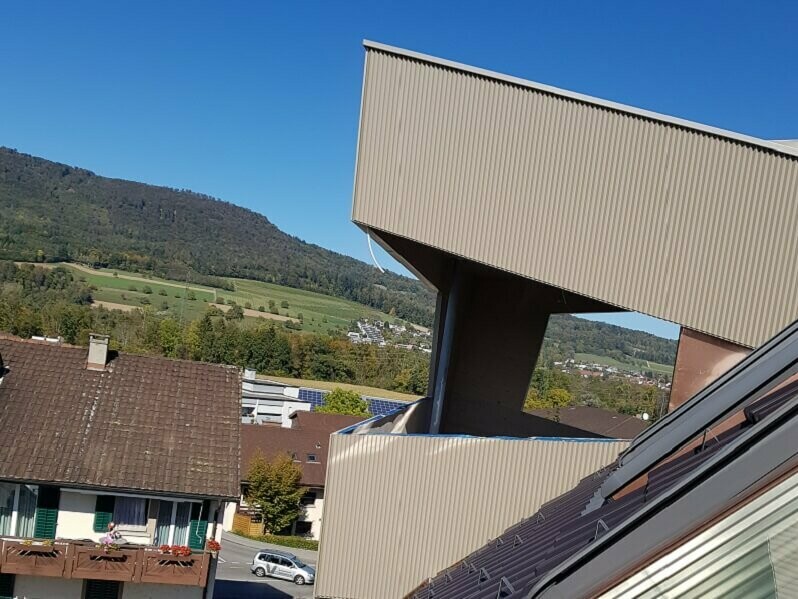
[[154, 501, 173, 545], [0, 484, 15, 536], [15, 485, 37, 537], [173, 502, 191, 545], [113, 497, 147, 527]]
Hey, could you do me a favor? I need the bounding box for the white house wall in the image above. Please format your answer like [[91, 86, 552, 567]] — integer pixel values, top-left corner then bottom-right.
[[13, 575, 83, 599]]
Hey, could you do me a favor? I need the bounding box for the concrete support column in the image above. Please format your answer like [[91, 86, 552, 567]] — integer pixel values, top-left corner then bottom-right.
[[436, 268, 553, 437]]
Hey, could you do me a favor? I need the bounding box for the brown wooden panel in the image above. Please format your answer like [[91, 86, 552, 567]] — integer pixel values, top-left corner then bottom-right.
[[0, 541, 68, 577]]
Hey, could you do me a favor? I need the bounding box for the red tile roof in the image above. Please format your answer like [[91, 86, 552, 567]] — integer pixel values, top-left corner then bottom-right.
[[0, 335, 241, 499], [241, 412, 364, 488]]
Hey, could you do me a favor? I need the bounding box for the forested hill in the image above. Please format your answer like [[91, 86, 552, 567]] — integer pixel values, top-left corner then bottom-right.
[[0, 147, 436, 325], [543, 314, 677, 366]]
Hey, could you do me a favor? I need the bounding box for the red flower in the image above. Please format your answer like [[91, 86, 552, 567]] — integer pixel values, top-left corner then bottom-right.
[[159, 545, 171, 553], [206, 539, 221, 552]]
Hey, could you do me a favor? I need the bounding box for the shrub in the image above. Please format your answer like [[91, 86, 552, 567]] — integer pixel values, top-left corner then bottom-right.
[[231, 531, 318, 551], [187, 291, 197, 301], [142, 286, 153, 294], [244, 301, 252, 309], [158, 289, 168, 296], [280, 300, 289, 309], [128, 285, 138, 292], [257, 305, 265, 312]]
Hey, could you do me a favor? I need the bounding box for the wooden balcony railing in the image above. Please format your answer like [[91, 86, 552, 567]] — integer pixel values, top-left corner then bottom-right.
[[0, 538, 213, 587]]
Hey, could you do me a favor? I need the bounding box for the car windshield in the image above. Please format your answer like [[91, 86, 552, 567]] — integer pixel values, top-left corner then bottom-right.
[[293, 558, 305, 568]]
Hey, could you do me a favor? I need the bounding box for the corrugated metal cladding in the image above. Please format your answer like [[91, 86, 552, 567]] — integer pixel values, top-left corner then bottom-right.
[[314, 434, 627, 599], [352, 47, 798, 348]]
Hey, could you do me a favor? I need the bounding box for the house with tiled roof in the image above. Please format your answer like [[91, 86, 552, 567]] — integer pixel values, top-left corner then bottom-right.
[[227, 411, 363, 540], [0, 333, 240, 599]]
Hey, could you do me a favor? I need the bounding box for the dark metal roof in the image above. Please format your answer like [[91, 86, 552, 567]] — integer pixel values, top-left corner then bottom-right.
[[240, 413, 364, 488], [409, 379, 796, 599], [529, 406, 649, 439], [0, 335, 241, 499]]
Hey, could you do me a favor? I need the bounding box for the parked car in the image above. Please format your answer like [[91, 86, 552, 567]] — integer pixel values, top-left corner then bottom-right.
[[251, 549, 316, 585]]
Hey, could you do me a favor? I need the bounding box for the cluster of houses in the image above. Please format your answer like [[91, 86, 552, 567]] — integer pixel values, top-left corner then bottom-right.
[[347, 319, 433, 353], [554, 359, 672, 389]]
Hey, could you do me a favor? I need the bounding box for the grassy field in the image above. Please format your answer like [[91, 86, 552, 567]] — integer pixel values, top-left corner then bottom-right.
[[56, 263, 409, 333], [261, 374, 419, 402], [574, 352, 673, 376]]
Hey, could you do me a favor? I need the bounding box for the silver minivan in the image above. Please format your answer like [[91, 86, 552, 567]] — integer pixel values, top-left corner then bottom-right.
[[251, 549, 316, 585]]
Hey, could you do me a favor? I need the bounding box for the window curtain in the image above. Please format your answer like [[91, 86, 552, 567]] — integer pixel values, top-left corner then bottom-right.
[[0, 483, 14, 536], [15, 486, 37, 537], [113, 497, 147, 527], [173, 502, 191, 545], [154, 501, 173, 545]]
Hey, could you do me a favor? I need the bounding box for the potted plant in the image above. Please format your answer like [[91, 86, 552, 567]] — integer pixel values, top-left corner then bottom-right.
[[206, 539, 221, 557]]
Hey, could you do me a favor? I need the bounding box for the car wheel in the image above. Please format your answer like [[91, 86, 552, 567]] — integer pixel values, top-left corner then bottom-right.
[[294, 575, 306, 585], [254, 566, 266, 577]]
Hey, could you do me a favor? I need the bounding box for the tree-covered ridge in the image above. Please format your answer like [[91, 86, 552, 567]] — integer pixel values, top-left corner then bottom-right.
[[542, 314, 677, 366], [0, 147, 436, 325]]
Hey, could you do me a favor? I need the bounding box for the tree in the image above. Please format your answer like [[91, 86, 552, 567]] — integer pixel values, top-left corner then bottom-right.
[[544, 388, 572, 422], [158, 288, 168, 296], [280, 300, 289, 309], [245, 452, 306, 534], [316, 388, 370, 417], [225, 304, 244, 320], [142, 286, 153, 294]]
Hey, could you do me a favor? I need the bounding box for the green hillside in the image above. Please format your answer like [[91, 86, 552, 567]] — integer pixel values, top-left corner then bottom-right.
[[0, 147, 435, 326]]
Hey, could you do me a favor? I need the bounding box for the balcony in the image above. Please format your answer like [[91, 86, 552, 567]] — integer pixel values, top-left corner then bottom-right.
[[0, 538, 213, 587], [317, 399, 631, 598]]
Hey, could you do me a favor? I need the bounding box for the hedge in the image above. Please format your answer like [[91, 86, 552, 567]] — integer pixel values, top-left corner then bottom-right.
[[232, 531, 319, 551]]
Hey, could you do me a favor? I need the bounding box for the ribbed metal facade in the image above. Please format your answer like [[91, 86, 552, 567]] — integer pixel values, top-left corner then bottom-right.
[[315, 434, 627, 599], [352, 45, 798, 348]]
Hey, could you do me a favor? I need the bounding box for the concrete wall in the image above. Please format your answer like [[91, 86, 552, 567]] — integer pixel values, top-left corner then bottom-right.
[[13, 576, 82, 599], [316, 433, 627, 598], [122, 583, 203, 599], [670, 328, 750, 411]]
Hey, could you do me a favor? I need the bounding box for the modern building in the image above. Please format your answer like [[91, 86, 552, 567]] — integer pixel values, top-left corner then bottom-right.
[[228, 412, 363, 540], [240, 368, 413, 425], [411, 322, 798, 598], [0, 334, 240, 599], [315, 41, 798, 598]]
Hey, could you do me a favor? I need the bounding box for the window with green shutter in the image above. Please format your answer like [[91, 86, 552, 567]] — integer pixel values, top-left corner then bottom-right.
[[188, 501, 209, 550], [34, 486, 59, 539], [0, 573, 14, 599], [93, 495, 115, 532], [84, 579, 121, 599]]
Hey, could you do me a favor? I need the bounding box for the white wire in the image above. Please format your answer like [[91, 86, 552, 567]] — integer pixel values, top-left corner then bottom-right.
[[366, 232, 385, 274]]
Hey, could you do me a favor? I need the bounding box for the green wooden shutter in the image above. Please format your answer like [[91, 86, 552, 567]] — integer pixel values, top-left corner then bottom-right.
[[0, 573, 15, 599], [34, 486, 59, 539], [188, 501, 209, 550], [93, 495, 116, 532], [84, 580, 121, 599]]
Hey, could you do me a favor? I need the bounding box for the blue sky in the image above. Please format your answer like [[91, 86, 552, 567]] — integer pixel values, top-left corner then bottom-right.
[[2, 1, 796, 340]]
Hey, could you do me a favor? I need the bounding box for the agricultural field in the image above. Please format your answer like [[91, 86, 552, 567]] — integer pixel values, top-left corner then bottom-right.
[[573, 352, 674, 376], [56, 263, 410, 333]]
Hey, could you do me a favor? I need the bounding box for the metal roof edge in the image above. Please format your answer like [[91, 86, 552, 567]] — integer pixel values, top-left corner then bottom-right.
[[528, 391, 798, 598], [362, 40, 798, 160]]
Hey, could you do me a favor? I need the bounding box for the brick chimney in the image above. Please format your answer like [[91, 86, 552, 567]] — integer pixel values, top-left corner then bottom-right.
[[87, 334, 110, 371]]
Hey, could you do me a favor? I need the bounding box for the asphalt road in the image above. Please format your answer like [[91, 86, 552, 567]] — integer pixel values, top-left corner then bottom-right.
[[214, 532, 317, 599]]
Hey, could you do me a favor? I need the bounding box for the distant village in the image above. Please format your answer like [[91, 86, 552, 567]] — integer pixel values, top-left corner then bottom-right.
[[347, 318, 433, 353], [554, 358, 672, 390]]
